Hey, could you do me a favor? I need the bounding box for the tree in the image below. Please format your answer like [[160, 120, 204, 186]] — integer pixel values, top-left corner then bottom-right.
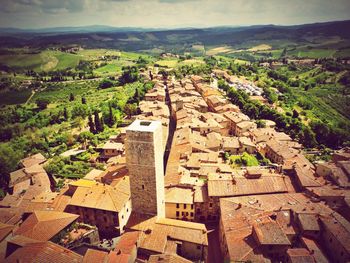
[[124, 103, 138, 118], [78, 131, 94, 149], [81, 97, 86, 104], [107, 105, 116, 127], [88, 114, 96, 134], [99, 79, 114, 89], [63, 107, 68, 120], [69, 93, 75, 101], [292, 109, 299, 119], [100, 117, 105, 132], [0, 145, 23, 189], [119, 66, 139, 85], [36, 98, 50, 110], [300, 126, 317, 148], [94, 111, 102, 133]]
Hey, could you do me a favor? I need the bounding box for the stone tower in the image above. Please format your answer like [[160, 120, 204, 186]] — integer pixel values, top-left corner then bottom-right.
[[125, 120, 165, 217]]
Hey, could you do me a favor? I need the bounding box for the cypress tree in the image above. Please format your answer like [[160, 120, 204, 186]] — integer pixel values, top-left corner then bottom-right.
[[63, 107, 68, 120], [94, 111, 102, 133], [88, 114, 96, 134], [100, 116, 105, 132], [69, 93, 75, 101], [108, 104, 116, 127]]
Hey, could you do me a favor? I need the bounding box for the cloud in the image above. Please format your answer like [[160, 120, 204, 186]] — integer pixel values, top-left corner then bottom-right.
[[0, 0, 349, 28], [0, 0, 86, 14]]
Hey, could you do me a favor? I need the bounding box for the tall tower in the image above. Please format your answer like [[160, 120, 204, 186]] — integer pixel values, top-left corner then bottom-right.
[[126, 120, 165, 217]]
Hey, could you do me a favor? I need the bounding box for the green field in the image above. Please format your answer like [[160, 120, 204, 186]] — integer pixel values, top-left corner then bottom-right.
[[0, 50, 81, 72], [288, 48, 336, 58]]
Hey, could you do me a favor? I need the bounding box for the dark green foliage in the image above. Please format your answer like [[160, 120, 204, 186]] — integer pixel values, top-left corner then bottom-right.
[[63, 107, 69, 120], [36, 98, 50, 110], [119, 66, 139, 85], [0, 144, 23, 188], [98, 79, 114, 89], [88, 114, 95, 134], [69, 92, 75, 101], [94, 111, 103, 133]]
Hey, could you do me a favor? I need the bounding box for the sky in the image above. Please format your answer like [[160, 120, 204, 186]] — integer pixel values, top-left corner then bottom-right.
[[0, 0, 350, 29]]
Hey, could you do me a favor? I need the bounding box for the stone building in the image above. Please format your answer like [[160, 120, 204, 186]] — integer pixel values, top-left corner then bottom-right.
[[125, 120, 165, 217]]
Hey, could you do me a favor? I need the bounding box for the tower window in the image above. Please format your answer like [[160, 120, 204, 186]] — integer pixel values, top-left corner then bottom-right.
[[176, 204, 179, 208], [142, 185, 145, 190]]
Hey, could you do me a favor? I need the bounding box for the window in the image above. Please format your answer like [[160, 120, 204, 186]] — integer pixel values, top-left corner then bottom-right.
[[184, 204, 187, 209], [197, 245, 201, 250], [127, 208, 129, 212], [209, 203, 213, 208], [176, 211, 180, 217], [176, 204, 180, 208], [182, 212, 185, 216], [142, 185, 145, 190], [122, 215, 124, 219], [191, 204, 194, 209], [190, 212, 194, 217]]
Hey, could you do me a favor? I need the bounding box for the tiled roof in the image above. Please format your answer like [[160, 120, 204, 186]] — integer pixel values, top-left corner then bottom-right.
[[20, 153, 46, 168], [0, 222, 14, 241], [4, 239, 83, 263], [148, 254, 192, 263], [68, 177, 130, 212], [165, 187, 194, 204], [208, 175, 288, 197], [83, 249, 108, 263], [14, 210, 79, 241]]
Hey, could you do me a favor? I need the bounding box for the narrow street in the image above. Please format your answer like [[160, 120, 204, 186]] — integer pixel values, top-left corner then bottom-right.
[[163, 78, 176, 172]]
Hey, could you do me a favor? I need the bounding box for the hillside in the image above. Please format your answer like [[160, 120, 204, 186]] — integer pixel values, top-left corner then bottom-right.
[[0, 20, 350, 59]]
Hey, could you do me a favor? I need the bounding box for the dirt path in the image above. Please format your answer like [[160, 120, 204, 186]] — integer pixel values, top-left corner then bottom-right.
[[25, 90, 35, 104]]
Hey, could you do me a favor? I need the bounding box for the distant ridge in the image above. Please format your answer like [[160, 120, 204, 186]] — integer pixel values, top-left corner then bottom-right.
[[0, 19, 349, 35]]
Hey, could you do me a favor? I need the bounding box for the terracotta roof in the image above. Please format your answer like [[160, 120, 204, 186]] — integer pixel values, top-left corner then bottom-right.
[[127, 214, 207, 255], [14, 211, 79, 241], [83, 249, 108, 263], [253, 217, 291, 246], [20, 153, 46, 168], [148, 254, 192, 263], [319, 212, 350, 254], [301, 237, 329, 263], [0, 222, 14, 241], [286, 248, 315, 263], [207, 175, 288, 197], [4, 239, 83, 263], [297, 213, 320, 232], [108, 231, 139, 262], [68, 177, 130, 212], [165, 187, 194, 204], [83, 169, 104, 181]]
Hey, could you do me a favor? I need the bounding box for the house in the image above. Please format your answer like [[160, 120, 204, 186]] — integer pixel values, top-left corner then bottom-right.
[[65, 177, 131, 236], [239, 136, 256, 154], [20, 153, 46, 168], [165, 187, 195, 221], [4, 236, 83, 263], [127, 215, 208, 261], [219, 193, 334, 262], [100, 141, 124, 160], [14, 211, 79, 242], [222, 137, 240, 154]]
